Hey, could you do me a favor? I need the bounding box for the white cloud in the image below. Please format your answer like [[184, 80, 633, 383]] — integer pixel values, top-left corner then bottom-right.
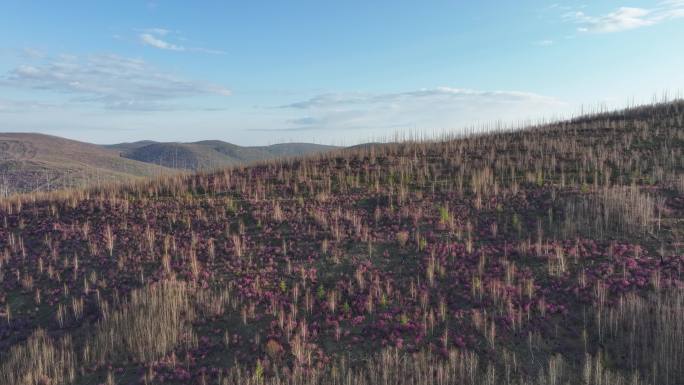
[[567, 2, 684, 33], [140, 33, 185, 51], [534, 39, 554, 46], [571, 7, 655, 33], [272, 88, 566, 136], [280, 88, 559, 110], [137, 28, 225, 54], [143, 27, 170, 36], [1, 53, 231, 111]]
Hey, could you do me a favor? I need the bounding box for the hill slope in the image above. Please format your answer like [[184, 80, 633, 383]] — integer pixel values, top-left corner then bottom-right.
[[0, 133, 173, 195], [1, 101, 683, 385], [107, 140, 338, 170]]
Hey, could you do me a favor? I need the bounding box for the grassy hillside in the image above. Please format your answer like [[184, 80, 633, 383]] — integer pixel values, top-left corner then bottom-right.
[[1, 101, 683, 385], [107, 140, 338, 171], [0, 133, 174, 196]]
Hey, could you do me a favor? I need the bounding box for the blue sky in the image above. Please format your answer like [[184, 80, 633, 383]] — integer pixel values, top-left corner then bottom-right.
[[0, 1, 683, 145]]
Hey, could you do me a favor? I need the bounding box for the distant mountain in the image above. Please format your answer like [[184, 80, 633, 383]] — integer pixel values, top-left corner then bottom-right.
[[106, 140, 338, 171], [257, 142, 339, 157], [0, 134, 338, 196], [103, 140, 158, 153], [0, 133, 174, 196]]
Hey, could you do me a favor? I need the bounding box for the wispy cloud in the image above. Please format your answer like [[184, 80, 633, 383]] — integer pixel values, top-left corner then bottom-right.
[[140, 33, 185, 51], [566, 1, 684, 33], [272, 87, 565, 134], [0, 98, 58, 113], [137, 28, 225, 54], [0, 53, 231, 111], [280, 88, 559, 110], [143, 27, 170, 36], [533, 39, 554, 46]]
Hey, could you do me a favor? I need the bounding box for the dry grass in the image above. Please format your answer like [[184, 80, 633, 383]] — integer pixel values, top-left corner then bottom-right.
[[214, 348, 649, 385], [0, 329, 76, 385], [598, 289, 684, 385], [533, 354, 644, 385], [561, 185, 658, 238], [87, 279, 197, 364], [217, 348, 482, 385]]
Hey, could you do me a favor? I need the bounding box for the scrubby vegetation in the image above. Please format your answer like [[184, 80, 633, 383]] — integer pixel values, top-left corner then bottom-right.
[[1, 101, 683, 384]]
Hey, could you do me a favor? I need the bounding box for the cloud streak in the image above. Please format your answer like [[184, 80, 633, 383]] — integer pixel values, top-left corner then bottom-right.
[[280, 88, 559, 110], [566, 2, 684, 33], [140, 33, 185, 51], [1, 54, 231, 111], [272, 87, 565, 135], [137, 28, 225, 54]]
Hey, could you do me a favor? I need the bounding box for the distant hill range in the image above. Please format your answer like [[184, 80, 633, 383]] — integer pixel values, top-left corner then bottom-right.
[[0, 133, 174, 196], [0, 133, 337, 196], [105, 140, 338, 171]]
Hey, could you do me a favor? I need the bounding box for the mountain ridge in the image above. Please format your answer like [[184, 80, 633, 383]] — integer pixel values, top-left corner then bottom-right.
[[0, 133, 175, 196], [0, 133, 338, 195], [106, 140, 338, 171]]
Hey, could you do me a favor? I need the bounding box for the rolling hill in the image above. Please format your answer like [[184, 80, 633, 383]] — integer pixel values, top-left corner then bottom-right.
[[0, 135, 338, 196], [106, 140, 338, 171], [0, 133, 175, 196], [0, 101, 683, 385]]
